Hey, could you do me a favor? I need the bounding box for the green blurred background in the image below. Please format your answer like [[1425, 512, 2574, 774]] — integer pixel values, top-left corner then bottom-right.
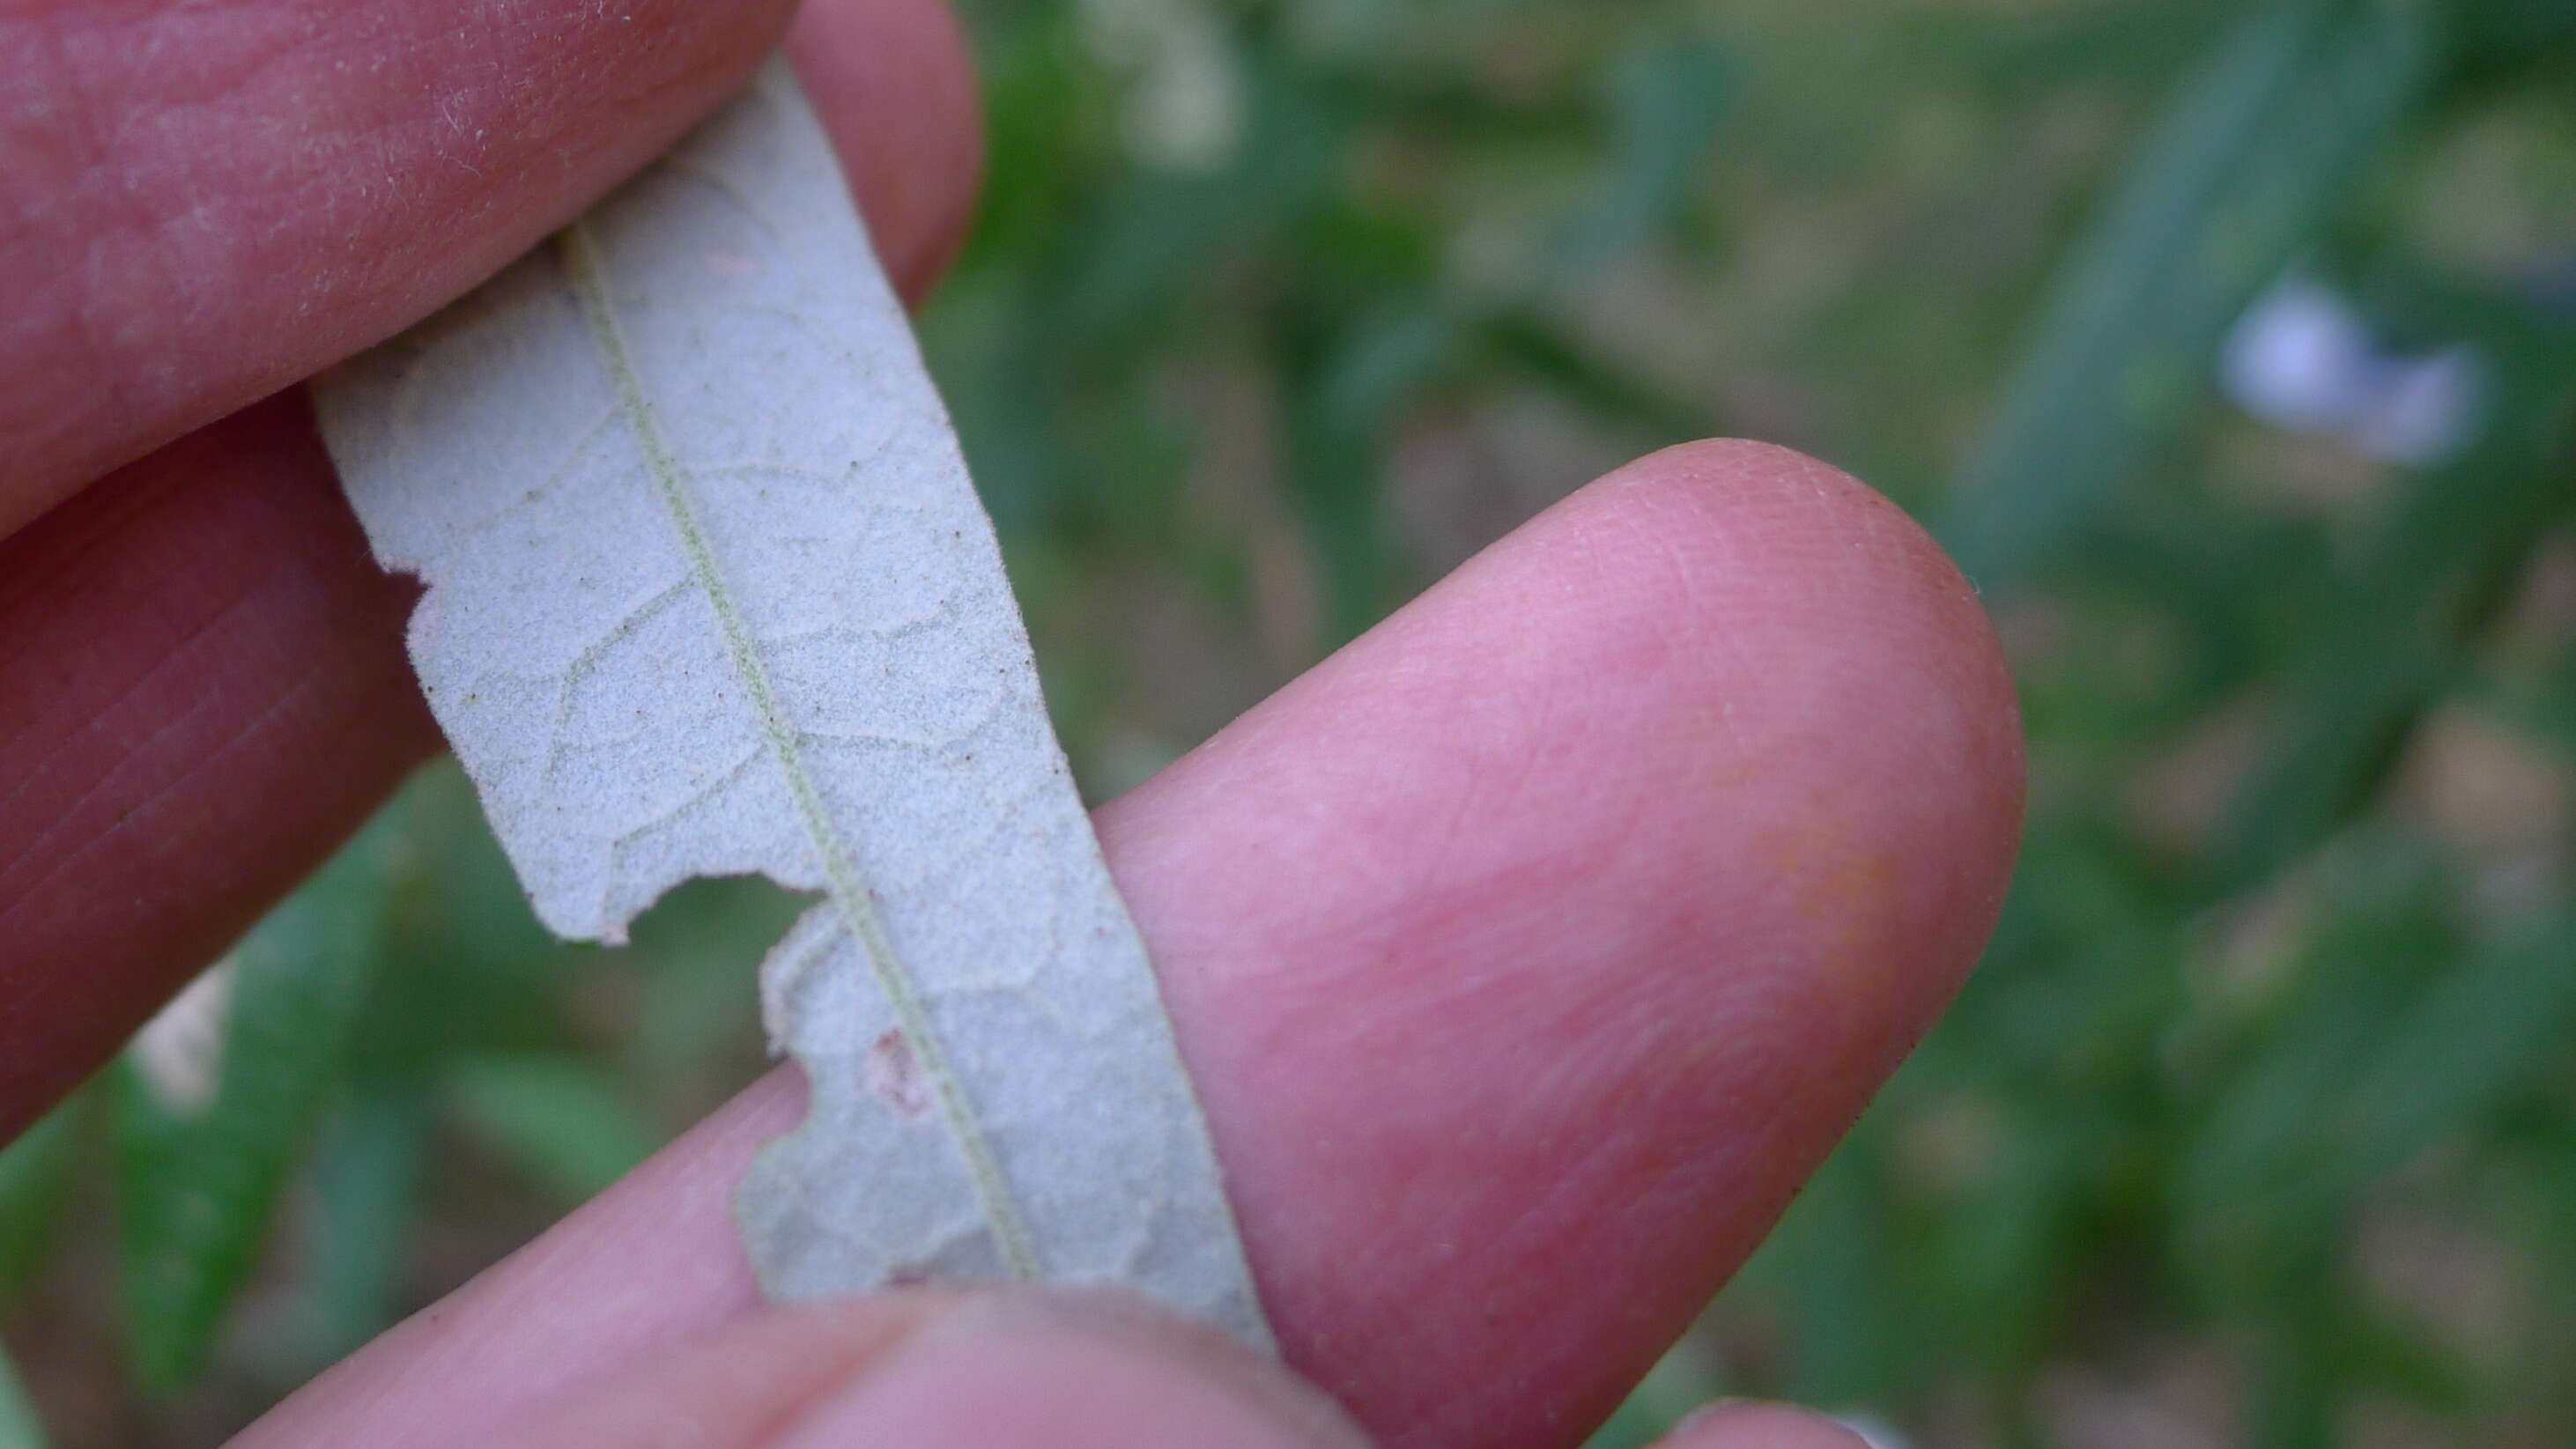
[[7, 0, 2576, 1444]]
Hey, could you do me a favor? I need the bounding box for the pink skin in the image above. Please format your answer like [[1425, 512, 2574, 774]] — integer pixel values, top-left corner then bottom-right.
[[0, 0, 982, 1130], [231, 440, 2022, 1449], [0, 0, 980, 526], [1, 3, 2025, 1445], [1, 0, 788, 523]]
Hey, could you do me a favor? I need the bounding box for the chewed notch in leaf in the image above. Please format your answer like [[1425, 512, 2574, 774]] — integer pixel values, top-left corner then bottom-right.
[[313, 63, 1269, 1347]]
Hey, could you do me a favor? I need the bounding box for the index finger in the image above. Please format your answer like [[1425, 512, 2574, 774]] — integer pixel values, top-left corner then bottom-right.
[[233, 444, 2025, 1449], [3, 0, 790, 532]]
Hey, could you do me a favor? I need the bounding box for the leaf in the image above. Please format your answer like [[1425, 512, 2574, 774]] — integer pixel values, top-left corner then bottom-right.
[[1737, 1124, 1915, 1406], [2210, 314, 2576, 887], [443, 1055, 662, 1205], [346, 765, 573, 1078], [0, 1104, 76, 1308], [114, 806, 405, 1393], [1551, 30, 1733, 273], [2174, 862, 2457, 1292], [297, 1090, 433, 1363], [312, 64, 1268, 1344], [1284, 300, 1450, 643], [2334, 905, 2576, 1187], [1938, 0, 2450, 594], [2456, 0, 2576, 64]]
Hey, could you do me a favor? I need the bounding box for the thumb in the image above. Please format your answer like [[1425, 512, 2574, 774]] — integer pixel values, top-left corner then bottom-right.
[[478, 1290, 1373, 1449]]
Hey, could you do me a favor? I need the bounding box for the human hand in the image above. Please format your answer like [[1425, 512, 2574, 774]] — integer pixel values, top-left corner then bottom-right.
[[0, 3, 2026, 1445]]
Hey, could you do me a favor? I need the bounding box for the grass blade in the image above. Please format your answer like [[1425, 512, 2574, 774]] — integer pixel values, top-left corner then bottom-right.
[[296, 1090, 433, 1363], [2211, 330, 2576, 886], [113, 807, 411, 1393], [1939, 0, 2450, 593], [0, 1106, 76, 1309]]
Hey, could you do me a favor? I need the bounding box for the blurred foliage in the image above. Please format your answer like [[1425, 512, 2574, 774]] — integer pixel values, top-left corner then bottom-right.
[[0, 1349, 41, 1449], [6, 0, 2576, 1444], [111, 810, 409, 1392], [0, 1109, 72, 1311], [1939, 0, 2453, 591]]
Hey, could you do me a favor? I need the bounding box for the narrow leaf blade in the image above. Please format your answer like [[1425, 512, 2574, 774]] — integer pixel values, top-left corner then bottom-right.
[[113, 808, 404, 1392], [0, 1105, 76, 1309], [313, 65, 1268, 1344], [1939, 0, 2448, 591]]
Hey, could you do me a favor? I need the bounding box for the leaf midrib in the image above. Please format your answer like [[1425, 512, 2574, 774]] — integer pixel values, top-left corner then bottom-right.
[[553, 222, 1043, 1279]]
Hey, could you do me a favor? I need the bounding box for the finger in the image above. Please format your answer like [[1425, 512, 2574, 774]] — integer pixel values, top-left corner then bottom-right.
[[479, 1293, 1368, 1449], [0, 0, 986, 1140], [0, 0, 978, 533], [0, 397, 433, 1135], [231, 442, 2025, 1449], [1661, 1404, 1874, 1449], [788, 0, 983, 305], [3, 0, 794, 525]]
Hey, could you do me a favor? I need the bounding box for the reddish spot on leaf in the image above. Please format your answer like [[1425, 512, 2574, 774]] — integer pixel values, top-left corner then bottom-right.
[[866, 1029, 932, 1118]]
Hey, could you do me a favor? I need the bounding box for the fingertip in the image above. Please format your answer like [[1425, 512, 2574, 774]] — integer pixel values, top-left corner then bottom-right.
[[788, 0, 985, 304], [1570, 437, 2027, 1017], [1111, 437, 2025, 1441]]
